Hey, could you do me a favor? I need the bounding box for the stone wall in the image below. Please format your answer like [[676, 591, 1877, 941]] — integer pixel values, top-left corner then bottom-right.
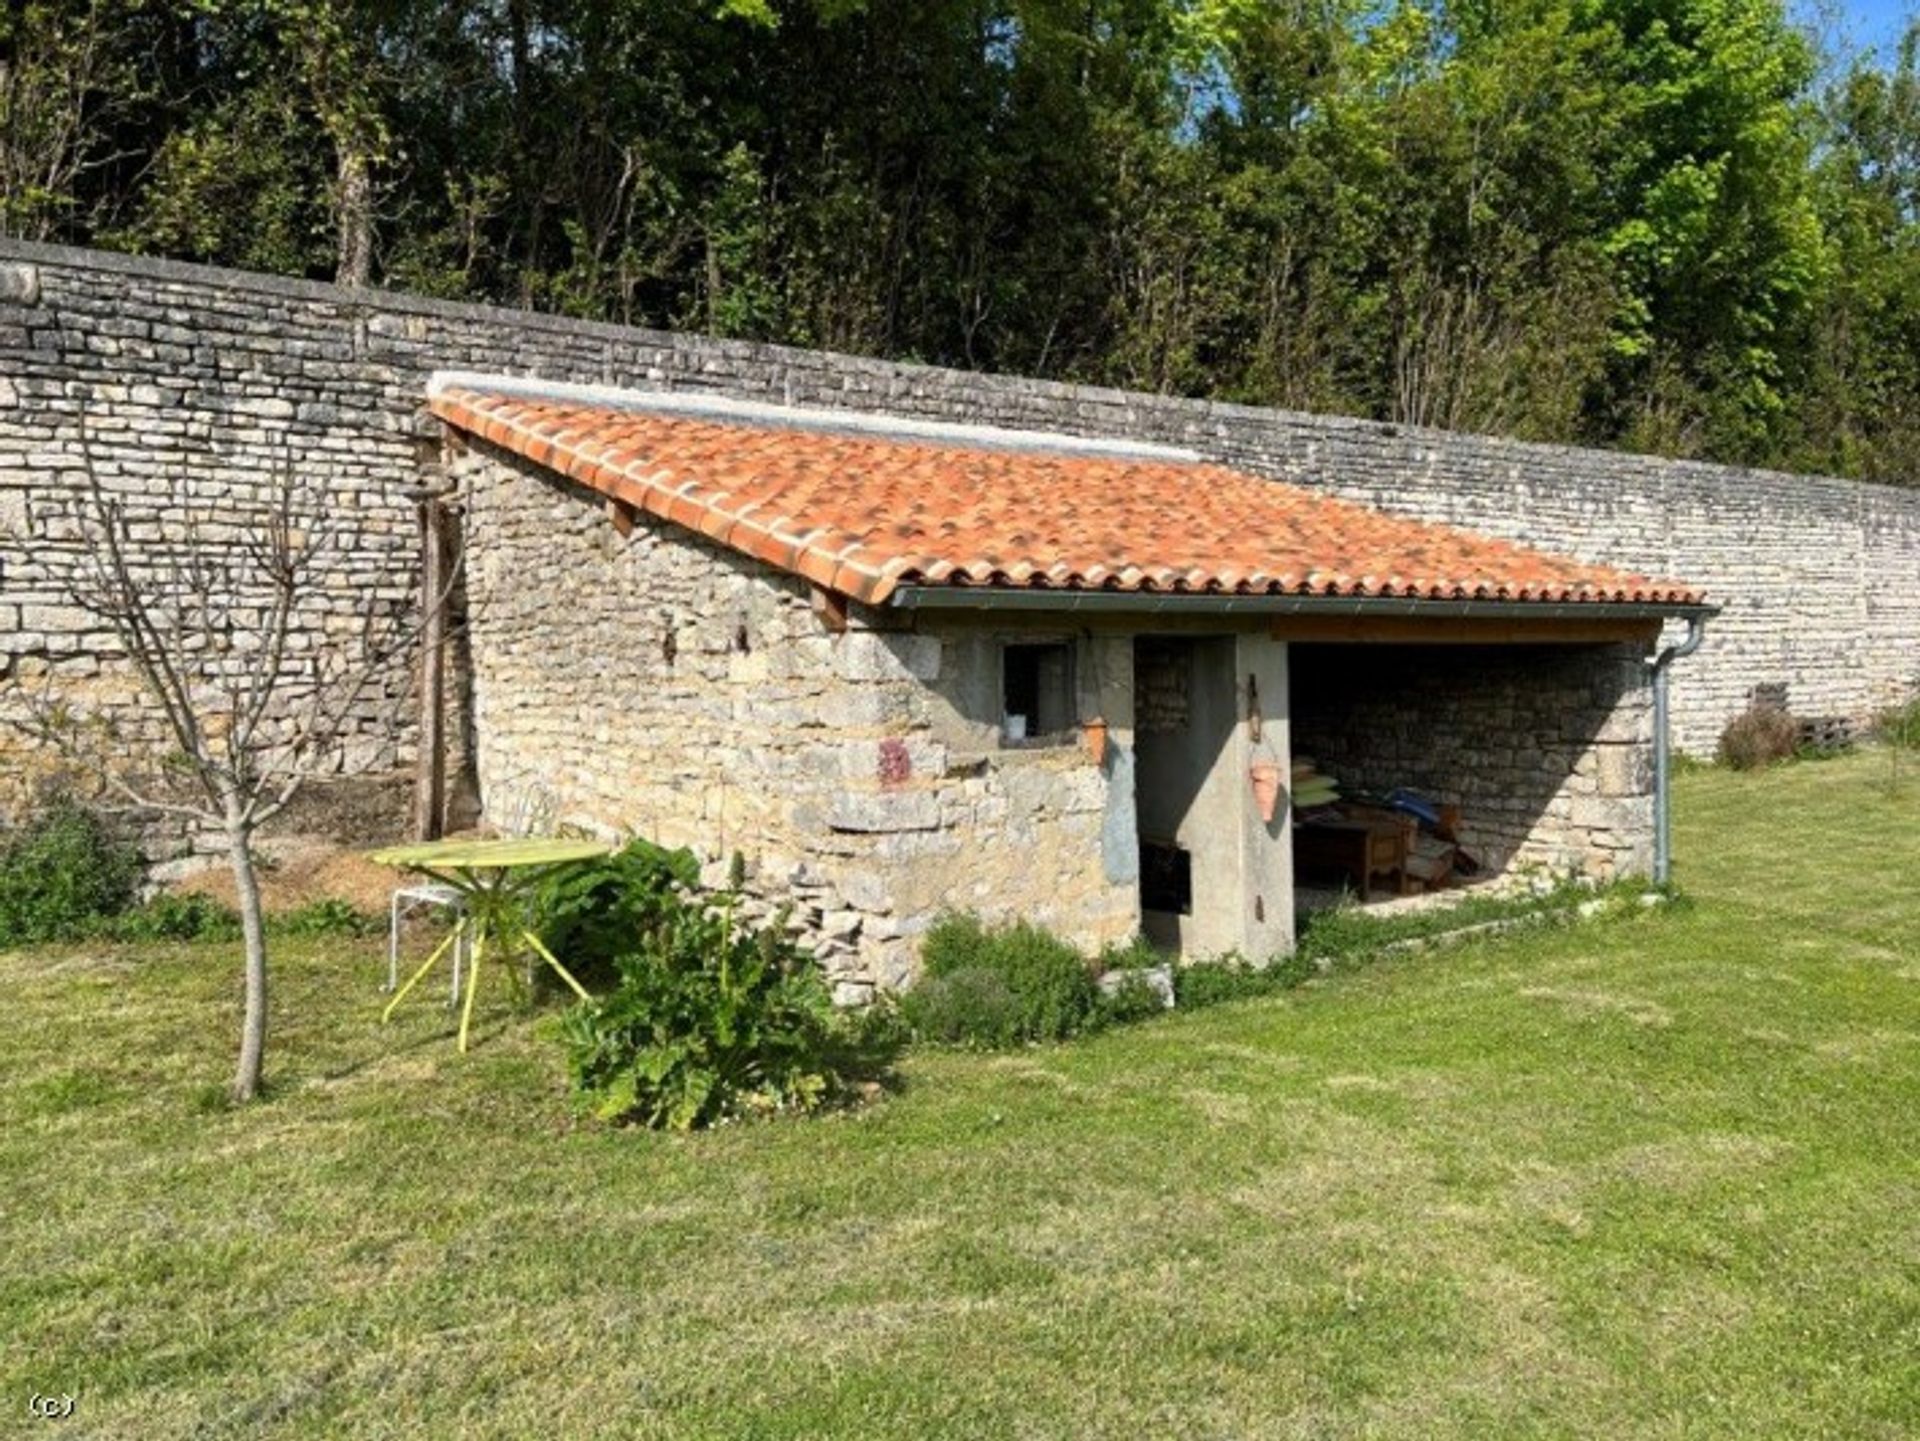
[[1289, 643, 1655, 881], [2, 237, 1916, 837], [455, 437, 1142, 996]]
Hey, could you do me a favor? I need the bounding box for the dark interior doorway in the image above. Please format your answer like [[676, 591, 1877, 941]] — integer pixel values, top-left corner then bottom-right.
[[1132, 635, 1235, 952]]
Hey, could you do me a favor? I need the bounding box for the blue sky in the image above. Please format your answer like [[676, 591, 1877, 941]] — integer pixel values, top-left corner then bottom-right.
[[1819, 0, 1914, 55]]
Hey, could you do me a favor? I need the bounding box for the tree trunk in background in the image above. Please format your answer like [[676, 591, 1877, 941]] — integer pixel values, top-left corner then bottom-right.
[[227, 801, 269, 1103], [335, 145, 373, 288]]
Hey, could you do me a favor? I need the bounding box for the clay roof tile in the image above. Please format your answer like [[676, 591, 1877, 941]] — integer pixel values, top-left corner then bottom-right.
[[429, 386, 1707, 612]]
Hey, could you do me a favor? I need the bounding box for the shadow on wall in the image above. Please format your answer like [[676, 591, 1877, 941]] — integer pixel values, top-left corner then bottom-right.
[[1287, 642, 1651, 878]]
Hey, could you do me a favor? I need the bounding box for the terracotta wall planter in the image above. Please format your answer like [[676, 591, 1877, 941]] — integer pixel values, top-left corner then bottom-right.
[[1082, 717, 1109, 766], [1249, 760, 1284, 823]]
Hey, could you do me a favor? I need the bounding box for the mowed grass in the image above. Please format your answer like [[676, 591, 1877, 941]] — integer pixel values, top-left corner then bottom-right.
[[3, 753, 1917, 1440]]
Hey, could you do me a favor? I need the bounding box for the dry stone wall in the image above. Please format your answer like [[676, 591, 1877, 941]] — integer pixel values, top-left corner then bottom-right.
[[1290, 643, 1655, 881], [1, 236, 1915, 837], [456, 438, 1140, 996]]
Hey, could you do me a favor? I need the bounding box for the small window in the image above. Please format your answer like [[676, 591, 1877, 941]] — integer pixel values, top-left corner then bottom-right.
[[1001, 641, 1074, 745]]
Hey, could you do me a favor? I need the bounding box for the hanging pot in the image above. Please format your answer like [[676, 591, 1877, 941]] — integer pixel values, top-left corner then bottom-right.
[[1082, 717, 1109, 766], [1248, 760, 1284, 823]]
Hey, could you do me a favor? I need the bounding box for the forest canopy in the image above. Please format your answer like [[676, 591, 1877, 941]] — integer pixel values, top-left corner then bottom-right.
[[3, 0, 1916, 481]]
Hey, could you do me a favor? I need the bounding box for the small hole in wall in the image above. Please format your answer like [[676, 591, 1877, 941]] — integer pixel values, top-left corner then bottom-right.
[[1254, 894, 1265, 923], [734, 620, 751, 654], [661, 627, 677, 667]]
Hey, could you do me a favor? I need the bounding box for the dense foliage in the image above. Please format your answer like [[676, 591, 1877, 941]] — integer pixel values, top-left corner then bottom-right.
[[562, 886, 902, 1130], [0, 796, 379, 946], [902, 912, 1109, 1045], [533, 836, 701, 987], [0, 797, 140, 946], [6, 0, 1917, 480]]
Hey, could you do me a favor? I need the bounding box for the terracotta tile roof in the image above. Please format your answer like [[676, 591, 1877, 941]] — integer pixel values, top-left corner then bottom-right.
[[429, 384, 1705, 610]]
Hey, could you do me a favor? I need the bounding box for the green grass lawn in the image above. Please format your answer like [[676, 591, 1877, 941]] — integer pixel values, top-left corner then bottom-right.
[[4, 752, 1917, 1439]]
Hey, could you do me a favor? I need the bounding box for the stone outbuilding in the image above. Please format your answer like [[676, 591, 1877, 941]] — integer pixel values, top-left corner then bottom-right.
[[430, 373, 1712, 1000]]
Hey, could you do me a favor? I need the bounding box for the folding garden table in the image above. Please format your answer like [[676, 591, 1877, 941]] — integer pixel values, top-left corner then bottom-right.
[[368, 837, 613, 1052]]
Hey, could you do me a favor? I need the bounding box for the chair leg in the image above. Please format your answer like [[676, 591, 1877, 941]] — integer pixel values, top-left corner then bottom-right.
[[387, 893, 402, 992]]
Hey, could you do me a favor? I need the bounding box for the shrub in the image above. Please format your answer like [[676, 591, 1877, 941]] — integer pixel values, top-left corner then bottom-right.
[[1174, 955, 1274, 1009], [104, 891, 240, 943], [902, 913, 1104, 1047], [902, 968, 1025, 1046], [1718, 703, 1800, 770], [1880, 697, 1920, 750], [534, 838, 699, 986], [562, 898, 901, 1130], [0, 798, 141, 946], [273, 897, 378, 937], [1099, 970, 1169, 1025]]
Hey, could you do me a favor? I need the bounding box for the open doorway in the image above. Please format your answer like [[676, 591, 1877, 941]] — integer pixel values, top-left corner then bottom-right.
[[1132, 635, 1238, 953]]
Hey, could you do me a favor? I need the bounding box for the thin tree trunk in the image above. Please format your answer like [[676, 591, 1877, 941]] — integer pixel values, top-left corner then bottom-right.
[[227, 801, 269, 1103], [335, 145, 374, 288]]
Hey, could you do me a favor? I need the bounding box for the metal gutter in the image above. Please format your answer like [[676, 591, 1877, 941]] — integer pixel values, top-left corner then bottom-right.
[[888, 586, 1717, 624], [1647, 614, 1710, 887]]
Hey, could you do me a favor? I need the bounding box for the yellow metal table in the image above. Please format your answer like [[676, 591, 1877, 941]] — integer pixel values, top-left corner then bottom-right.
[[368, 837, 613, 1051]]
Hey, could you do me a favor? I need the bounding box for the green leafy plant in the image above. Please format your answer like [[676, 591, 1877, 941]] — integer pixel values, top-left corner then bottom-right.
[[1172, 955, 1286, 1009], [562, 897, 900, 1131], [901, 913, 1104, 1048], [272, 897, 378, 937], [103, 891, 241, 943], [1100, 970, 1170, 1025], [534, 838, 700, 988], [0, 797, 141, 947]]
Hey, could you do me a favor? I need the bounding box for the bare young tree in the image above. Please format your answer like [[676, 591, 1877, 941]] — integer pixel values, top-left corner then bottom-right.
[[7, 414, 443, 1102]]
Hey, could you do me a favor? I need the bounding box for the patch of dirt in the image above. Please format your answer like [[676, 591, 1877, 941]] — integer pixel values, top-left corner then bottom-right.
[[174, 838, 403, 917]]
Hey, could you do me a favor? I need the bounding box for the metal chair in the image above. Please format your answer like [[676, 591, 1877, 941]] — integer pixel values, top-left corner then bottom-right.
[[387, 881, 469, 1004]]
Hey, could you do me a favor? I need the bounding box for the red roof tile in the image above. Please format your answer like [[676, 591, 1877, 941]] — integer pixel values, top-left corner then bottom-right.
[[429, 385, 1706, 610]]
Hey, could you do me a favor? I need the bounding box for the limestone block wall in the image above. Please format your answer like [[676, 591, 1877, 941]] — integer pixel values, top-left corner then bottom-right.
[[456, 439, 1140, 995], [1, 237, 1915, 850], [1289, 643, 1655, 880]]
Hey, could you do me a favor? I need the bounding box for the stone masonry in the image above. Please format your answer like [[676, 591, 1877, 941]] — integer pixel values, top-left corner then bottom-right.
[[1, 238, 1916, 844], [1290, 644, 1655, 880], [456, 438, 1142, 999]]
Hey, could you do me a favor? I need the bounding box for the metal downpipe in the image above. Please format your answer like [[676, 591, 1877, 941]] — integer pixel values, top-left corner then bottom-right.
[[1648, 615, 1709, 886]]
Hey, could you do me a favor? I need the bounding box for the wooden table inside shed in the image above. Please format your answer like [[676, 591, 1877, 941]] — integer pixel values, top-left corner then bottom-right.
[[1293, 816, 1413, 902]]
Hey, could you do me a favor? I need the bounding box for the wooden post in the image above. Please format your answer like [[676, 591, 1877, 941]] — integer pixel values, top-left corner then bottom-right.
[[414, 493, 448, 841]]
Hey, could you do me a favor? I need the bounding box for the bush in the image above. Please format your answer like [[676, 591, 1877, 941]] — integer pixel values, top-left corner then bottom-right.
[[0, 798, 141, 946], [272, 897, 378, 937], [1718, 703, 1800, 770], [562, 897, 902, 1130], [1099, 970, 1169, 1025], [534, 838, 699, 986], [1881, 697, 1920, 750], [902, 913, 1104, 1047], [104, 891, 240, 943], [902, 968, 1025, 1046]]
